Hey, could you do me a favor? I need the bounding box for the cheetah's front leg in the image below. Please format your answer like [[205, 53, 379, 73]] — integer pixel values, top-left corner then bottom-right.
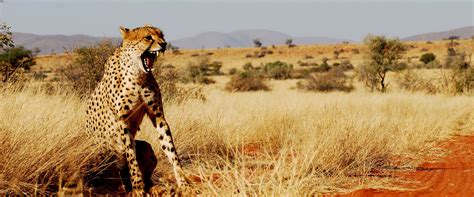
[[116, 120, 145, 195], [141, 87, 189, 187]]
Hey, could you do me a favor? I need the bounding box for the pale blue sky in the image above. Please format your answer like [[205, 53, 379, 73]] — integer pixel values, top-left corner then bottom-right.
[[3, 0, 473, 41]]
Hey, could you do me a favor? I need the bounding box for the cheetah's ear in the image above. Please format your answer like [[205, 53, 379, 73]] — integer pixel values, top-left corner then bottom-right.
[[144, 24, 153, 27], [119, 26, 129, 38]]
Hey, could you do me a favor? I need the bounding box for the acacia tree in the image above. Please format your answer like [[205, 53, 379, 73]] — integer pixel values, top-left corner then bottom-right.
[[253, 39, 262, 48], [357, 35, 406, 92], [285, 38, 295, 48]]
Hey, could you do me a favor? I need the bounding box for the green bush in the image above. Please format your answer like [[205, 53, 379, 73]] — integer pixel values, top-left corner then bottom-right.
[[338, 60, 354, 71], [413, 60, 441, 69], [0, 46, 38, 83], [297, 67, 353, 92], [60, 40, 116, 95], [228, 68, 238, 75], [225, 70, 270, 92], [243, 62, 254, 70], [297, 61, 318, 67], [263, 61, 293, 80], [181, 57, 223, 84], [419, 53, 436, 64], [152, 63, 206, 103]]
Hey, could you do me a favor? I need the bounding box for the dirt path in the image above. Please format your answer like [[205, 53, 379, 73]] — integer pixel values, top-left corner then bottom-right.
[[337, 136, 474, 197]]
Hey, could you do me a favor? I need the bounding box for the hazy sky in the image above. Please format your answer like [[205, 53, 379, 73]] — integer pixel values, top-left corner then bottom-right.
[[3, 0, 473, 41]]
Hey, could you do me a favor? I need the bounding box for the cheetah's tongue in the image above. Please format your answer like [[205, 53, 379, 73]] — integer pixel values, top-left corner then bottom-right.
[[145, 56, 154, 69]]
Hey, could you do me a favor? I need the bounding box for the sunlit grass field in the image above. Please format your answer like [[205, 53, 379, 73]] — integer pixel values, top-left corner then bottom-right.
[[1, 39, 472, 195], [1, 83, 472, 195]]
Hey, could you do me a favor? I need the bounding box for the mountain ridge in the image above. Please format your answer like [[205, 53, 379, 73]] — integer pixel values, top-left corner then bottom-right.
[[402, 26, 473, 41], [11, 26, 473, 55]]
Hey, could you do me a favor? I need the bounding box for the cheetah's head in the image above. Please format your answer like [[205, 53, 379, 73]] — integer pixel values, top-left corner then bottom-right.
[[119, 25, 167, 73]]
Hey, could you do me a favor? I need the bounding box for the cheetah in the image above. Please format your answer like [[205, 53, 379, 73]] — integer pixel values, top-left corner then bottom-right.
[[85, 25, 188, 195]]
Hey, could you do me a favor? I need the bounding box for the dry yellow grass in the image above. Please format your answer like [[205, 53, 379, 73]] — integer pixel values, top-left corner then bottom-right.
[[2, 38, 472, 195], [1, 84, 473, 195]]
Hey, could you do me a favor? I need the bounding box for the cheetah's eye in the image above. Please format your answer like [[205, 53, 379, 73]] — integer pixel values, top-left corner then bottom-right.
[[145, 35, 153, 40]]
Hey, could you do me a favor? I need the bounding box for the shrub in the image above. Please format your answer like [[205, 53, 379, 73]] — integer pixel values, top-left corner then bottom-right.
[[395, 69, 438, 94], [295, 63, 333, 77], [338, 60, 354, 71], [225, 70, 270, 92], [419, 53, 436, 64], [60, 40, 116, 95], [228, 68, 237, 75], [263, 61, 293, 80], [414, 60, 441, 69], [243, 62, 254, 70], [441, 48, 473, 94], [351, 48, 360, 54], [248, 48, 273, 58], [152, 63, 206, 103], [181, 57, 222, 84], [0, 46, 38, 83], [319, 58, 331, 72], [333, 49, 342, 59], [297, 61, 318, 67], [297, 67, 354, 92], [254, 51, 265, 58]]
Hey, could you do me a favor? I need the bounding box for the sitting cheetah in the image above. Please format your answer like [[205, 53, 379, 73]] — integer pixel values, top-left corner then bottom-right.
[[85, 25, 188, 195]]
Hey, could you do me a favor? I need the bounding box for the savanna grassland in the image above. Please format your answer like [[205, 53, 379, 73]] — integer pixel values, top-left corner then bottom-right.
[[1, 39, 473, 195]]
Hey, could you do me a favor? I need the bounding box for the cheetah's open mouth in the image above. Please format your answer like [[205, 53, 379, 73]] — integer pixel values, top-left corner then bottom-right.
[[141, 50, 158, 73]]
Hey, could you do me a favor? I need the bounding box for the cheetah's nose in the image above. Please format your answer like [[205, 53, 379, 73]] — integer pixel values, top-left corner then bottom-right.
[[160, 42, 167, 49]]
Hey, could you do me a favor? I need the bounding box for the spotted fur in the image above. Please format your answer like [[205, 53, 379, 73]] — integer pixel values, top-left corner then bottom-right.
[[85, 25, 188, 195]]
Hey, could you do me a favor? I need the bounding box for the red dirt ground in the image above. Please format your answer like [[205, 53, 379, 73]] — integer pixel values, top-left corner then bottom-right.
[[336, 136, 474, 197]]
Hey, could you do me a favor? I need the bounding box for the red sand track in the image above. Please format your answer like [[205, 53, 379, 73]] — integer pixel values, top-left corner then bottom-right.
[[337, 136, 474, 197]]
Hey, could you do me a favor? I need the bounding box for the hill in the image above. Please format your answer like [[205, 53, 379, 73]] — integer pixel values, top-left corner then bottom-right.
[[12, 30, 350, 54], [170, 29, 350, 48], [12, 32, 121, 55], [13, 26, 473, 55], [402, 26, 474, 41]]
